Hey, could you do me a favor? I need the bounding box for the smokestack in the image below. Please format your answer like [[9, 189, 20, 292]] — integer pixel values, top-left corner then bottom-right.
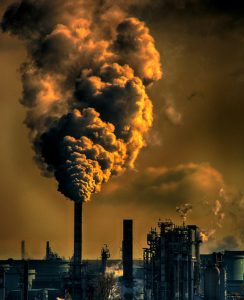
[[21, 241, 26, 260], [72, 202, 83, 300], [74, 202, 82, 265], [46, 241, 50, 260], [22, 260, 29, 300], [122, 219, 133, 300]]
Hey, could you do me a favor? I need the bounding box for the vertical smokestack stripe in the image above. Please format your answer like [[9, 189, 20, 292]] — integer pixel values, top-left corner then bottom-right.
[[23, 260, 29, 300], [74, 202, 82, 265], [21, 240, 26, 260], [72, 202, 83, 300], [122, 219, 133, 288], [46, 241, 50, 260]]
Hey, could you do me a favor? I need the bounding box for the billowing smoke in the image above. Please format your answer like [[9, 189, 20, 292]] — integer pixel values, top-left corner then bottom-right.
[[200, 229, 216, 242], [164, 96, 182, 126], [1, 0, 162, 202]]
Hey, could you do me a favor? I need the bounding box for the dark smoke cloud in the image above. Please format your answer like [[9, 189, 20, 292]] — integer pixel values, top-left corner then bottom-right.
[[1, 0, 162, 202]]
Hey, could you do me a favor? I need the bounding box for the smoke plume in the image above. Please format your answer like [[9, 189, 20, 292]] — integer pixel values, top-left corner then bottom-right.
[[176, 203, 192, 225], [1, 0, 162, 202]]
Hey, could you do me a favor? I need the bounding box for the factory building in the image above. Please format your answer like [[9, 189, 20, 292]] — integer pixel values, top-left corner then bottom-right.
[[0, 217, 134, 300], [0, 215, 243, 300], [203, 252, 226, 300], [224, 251, 244, 296], [0, 240, 70, 299], [0, 257, 69, 299], [201, 251, 244, 299], [143, 220, 202, 300]]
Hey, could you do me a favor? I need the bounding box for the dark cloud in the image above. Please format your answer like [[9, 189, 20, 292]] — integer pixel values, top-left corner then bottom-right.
[[1, 1, 162, 203], [103, 163, 224, 214], [1, 1, 56, 39], [112, 18, 162, 84]]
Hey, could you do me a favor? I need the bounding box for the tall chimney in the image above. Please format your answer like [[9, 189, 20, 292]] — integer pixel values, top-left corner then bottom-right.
[[21, 241, 26, 260], [72, 202, 83, 300], [74, 202, 82, 265], [46, 241, 51, 260], [122, 219, 133, 300], [22, 260, 29, 300]]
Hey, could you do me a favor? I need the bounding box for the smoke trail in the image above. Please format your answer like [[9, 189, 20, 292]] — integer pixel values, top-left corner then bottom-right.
[[1, 0, 162, 202], [176, 203, 192, 225], [200, 229, 216, 242]]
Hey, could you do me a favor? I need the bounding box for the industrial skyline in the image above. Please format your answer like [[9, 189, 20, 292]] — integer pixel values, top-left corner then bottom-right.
[[0, 219, 243, 299], [0, 0, 244, 261]]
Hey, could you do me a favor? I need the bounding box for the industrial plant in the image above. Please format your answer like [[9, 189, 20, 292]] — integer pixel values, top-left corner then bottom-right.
[[0, 205, 243, 300]]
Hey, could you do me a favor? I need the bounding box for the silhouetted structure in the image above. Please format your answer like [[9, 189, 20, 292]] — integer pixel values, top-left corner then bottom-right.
[[1, 218, 244, 300], [72, 202, 83, 300], [201, 251, 244, 299], [21, 241, 26, 261], [22, 260, 29, 300], [224, 251, 244, 296], [204, 253, 226, 300], [101, 245, 110, 275], [45, 241, 61, 261], [0, 267, 5, 300], [122, 219, 133, 300], [46, 242, 51, 260], [143, 220, 202, 300]]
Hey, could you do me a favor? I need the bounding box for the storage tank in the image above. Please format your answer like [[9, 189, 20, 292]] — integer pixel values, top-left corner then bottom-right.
[[224, 251, 244, 281]]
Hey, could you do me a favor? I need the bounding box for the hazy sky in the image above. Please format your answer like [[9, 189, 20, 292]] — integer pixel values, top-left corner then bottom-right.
[[0, 0, 244, 259]]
